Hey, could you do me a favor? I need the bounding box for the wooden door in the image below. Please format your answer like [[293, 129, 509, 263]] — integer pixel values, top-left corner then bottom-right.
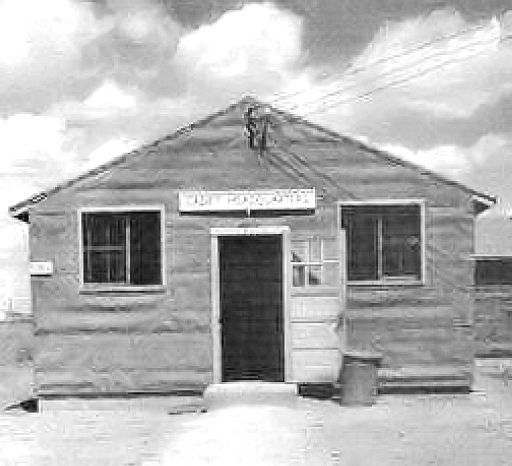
[[289, 231, 346, 382], [219, 235, 284, 382]]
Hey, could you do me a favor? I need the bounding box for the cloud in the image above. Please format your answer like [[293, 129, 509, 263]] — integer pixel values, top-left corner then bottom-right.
[[173, 2, 308, 100], [0, 0, 99, 67], [55, 79, 140, 121], [0, 0, 104, 114], [0, 0, 181, 115], [84, 81, 137, 113], [281, 8, 512, 124], [0, 113, 83, 214], [83, 0, 181, 84], [0, 114, 72, 175], [52, 1, 309, 138], [85, 137, 140, 170], [176, 3, 302, 77], [380, 132, 512, 178]]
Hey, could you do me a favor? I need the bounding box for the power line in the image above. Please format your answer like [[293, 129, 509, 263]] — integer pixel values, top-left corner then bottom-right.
[[300, 39, 497, 116], [285, 29, 499, 114], [267, 22, 489, 105]]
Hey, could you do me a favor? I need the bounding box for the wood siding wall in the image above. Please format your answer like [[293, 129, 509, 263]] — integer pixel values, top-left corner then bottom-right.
[[28, 101, 478, 395], [473, 286, 512, 357]]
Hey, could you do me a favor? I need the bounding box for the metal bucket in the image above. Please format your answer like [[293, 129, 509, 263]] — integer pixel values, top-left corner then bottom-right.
[[340, 351, 382, 406]]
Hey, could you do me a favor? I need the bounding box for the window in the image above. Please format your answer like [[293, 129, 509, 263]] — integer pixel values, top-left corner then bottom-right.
[[341, 203, 422, 283], [292, 236, 339, 287], [475, 259, 512, 285], [81, 210, 162, 286]]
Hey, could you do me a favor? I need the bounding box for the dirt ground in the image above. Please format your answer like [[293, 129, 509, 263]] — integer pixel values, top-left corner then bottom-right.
[[1, 367, 511, 465]]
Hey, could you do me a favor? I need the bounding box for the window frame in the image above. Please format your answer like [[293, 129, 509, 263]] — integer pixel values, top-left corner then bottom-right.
[[473, 256, 512, 286], [78, 205, 166, 293], [291, 235, 340, 291], [338, 199, 426, 286]]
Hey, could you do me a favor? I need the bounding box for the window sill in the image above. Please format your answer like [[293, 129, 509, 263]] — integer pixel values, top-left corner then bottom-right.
[[79, 284, 167, 294], [348, 280, 424, 287]]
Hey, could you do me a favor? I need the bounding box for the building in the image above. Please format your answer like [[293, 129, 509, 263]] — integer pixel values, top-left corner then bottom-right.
[[473, 215, 512, 358], [8, 97, 496, 400]]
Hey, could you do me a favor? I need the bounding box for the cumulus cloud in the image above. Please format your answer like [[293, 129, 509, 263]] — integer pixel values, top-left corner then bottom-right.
[[380, 133, 512, 178], [281, 8, 512, 124], [0, 0, 302, 115], [167, 2, 313, 107], [84, 81, 137, 113], [0, 0, 181, 114], [0, 114, 73, 179], [54, 79, 140, 121], [0, 0, 103, 114], [0, 99, 138, 210], [175, 3, 303, 82], [0, 0, 100, 67], [83, 0, 181, 85]]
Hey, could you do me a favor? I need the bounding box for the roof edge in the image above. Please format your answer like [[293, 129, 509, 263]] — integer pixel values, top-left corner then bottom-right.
[[260, 101, 497, 205], [9, 95, 496, 218], [8, 97, 253, 219]]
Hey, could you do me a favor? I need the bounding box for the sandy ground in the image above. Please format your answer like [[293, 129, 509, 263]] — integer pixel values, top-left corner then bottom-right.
[[1, 369, 512, 465]]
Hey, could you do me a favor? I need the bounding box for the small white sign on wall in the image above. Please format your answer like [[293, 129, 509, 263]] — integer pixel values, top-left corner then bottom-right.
[[30, 261, 54, 276], [179, 188, 316, 213]]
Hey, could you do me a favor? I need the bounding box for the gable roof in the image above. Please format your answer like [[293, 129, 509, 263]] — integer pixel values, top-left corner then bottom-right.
[[8, 96, 496, 220]]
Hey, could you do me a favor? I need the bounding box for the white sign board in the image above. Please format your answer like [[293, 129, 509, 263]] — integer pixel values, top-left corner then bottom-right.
[[179, 189, 316, 213], [30, 261, 54, 276]]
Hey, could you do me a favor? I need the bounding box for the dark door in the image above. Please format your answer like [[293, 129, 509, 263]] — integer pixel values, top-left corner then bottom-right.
[[219, 235, 284, 382]]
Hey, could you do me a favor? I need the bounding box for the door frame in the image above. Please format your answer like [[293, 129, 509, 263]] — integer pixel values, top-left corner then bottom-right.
[[210, 226, 291, 383]]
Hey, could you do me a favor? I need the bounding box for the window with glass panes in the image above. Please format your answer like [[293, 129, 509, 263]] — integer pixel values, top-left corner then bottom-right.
[[291, 236, 339, 288], [81, 210, 162, 285], [341, 203, 422, 283]]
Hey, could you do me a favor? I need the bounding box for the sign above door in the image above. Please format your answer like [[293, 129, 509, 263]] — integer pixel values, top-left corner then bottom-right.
[[179, 189, 316, 213]]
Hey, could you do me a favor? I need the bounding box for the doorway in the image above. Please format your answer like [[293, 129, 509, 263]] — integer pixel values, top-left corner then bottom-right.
[[219, 235, 284, 382]]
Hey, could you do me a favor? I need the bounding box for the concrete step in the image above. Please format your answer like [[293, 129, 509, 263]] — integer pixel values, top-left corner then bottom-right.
[[203, 382, 298, 410]]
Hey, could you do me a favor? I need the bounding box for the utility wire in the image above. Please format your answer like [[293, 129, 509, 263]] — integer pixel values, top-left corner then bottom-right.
[[267, 22, 489, 105], [286, 31, 499, 114], [293, 35, 499, 117], [288, 37, 497, 112]]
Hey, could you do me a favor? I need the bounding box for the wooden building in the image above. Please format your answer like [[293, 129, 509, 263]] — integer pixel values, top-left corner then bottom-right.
[[9, 97, 496, 398], [472, 216, 512, 358]]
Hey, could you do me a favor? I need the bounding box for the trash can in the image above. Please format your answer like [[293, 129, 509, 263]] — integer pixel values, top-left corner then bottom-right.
[[339, 351, 382, 406]]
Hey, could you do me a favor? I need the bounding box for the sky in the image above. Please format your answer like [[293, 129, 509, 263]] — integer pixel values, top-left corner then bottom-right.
[[1, 0, 512, 303]]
